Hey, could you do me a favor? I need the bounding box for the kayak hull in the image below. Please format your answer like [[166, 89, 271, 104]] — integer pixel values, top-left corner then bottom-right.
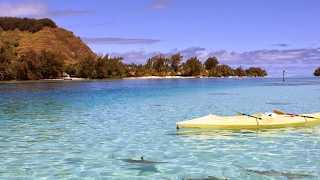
[[176, 113, 320, 129]]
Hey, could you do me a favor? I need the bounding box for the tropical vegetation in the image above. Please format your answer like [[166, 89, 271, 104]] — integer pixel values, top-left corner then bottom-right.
[[0, 17, 57, 33], [0, 46, 268, 80]]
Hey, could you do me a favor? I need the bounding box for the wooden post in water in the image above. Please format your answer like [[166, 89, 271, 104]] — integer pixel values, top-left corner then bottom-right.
[[282, 70, 285, 81]]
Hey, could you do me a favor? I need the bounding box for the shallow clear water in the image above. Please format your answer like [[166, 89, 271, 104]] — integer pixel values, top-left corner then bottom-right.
[[0, 77, 319, 180]]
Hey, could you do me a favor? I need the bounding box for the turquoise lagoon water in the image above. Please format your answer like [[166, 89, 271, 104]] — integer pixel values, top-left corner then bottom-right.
[[0, 77, 319, 180]]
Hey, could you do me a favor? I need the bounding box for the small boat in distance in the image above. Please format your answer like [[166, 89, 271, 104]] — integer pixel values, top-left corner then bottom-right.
[[64, 75, 72, 80], [62, 72, 72, 80]]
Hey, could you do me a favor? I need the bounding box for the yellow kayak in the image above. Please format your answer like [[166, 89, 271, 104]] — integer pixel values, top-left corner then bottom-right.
[[176, 111, 320, 129]]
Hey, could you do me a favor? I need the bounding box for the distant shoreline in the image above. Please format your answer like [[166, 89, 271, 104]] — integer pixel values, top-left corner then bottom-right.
[[124, 76, 195, 79], [124, 76, 249, 79], [2, 75, 316, 82], [30, 76, 242, 81]]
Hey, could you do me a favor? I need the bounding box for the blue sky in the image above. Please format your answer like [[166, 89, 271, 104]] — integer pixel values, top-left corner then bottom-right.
[[1, 0, 319, 76]]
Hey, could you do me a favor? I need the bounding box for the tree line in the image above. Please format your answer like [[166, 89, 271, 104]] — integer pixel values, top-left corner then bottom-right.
[[124, 54, 267, 78], [0, 17, 57, 33], [0, 48, 64, 80], [0, 46, 269, 80]]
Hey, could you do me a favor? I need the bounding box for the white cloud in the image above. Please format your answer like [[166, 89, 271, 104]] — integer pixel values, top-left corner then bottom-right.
[[148, 1, 169, 9], [0, 2, 91, 18], [49, 10, 92, 17], [178, 46, 206, 58], [0, 2, 48, 17], [270, 43, 289, 47], [109, 51, 161, 65]]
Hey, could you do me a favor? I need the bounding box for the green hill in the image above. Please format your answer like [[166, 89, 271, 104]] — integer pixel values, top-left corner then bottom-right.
[[0, 19, 96, 65]]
